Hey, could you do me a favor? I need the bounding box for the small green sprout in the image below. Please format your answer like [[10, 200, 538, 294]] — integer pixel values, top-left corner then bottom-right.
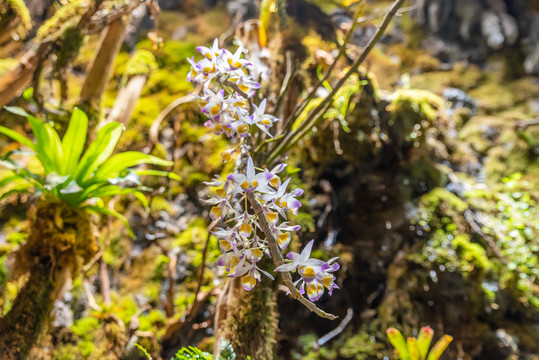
[[387, 326, 453, 360]]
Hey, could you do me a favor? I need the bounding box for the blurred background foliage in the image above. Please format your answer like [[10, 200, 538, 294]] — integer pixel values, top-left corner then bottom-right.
[[0, 0, 537, 359]]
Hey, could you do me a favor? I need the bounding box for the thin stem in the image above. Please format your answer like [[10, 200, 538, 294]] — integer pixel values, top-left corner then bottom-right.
[[267, 0, 405, 165], [221, 79, 254, 113], [274, 50, 295, 119], [280, 1, 365, 133], [246, 191, 337, 320]]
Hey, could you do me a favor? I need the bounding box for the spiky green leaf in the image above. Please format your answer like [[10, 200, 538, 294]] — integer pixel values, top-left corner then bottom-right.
[[61, 107, 88, 175], [134, 169, 181, 181], [93, 151, 172, 182], [74, 122, 123, 184], [387, 328, 411, 360], [0, 126, 36, 151], [417, 326, 434, 360]]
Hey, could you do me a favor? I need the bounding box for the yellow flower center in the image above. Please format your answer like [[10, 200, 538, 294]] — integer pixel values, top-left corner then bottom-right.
[[241, 274, 256, 289], [240, 223, 253, 236], [219, 239, 232, 251], [222, 151, 231, 162], [251, 249, 262, 260], [210, 104, 220, 116], [240, 180, 258, 190], [306, 282, 322, 297], [299, 265, 315, 278], [322, 275, 333, 290], [238, 124, 249, 134], [270, 177, 279, 188], [266, 212, 278, 223], [210, 206, 222, 219], [278, 232, 290, 246], [216, 188, 227, 198]]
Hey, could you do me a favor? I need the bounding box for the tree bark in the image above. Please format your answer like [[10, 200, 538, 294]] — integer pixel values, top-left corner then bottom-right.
[[0, 41, 52, 109], [0, 262, 58, 359], [0, 200, 96, 359], [214, 274, 278, 360]]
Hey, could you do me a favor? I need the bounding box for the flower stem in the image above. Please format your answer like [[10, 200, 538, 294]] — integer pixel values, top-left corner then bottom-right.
[[246, 191, 338, 320]]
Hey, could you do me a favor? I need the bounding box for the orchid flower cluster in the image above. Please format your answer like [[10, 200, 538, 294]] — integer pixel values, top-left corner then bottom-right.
[[187, 38, 277, 138], [188, 39, 339, 302]]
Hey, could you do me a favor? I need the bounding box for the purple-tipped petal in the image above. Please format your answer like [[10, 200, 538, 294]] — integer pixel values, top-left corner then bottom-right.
[[289, 199, 301, 209]]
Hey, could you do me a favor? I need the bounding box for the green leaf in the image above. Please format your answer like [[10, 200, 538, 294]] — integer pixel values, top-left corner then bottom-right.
[[417, 326, 434, 360], [93, 151, 172, 182], [83, 204, 134, 238], [3, 106, 57, 172], [0, 174, 27, 189], [27, 115, 54, 173], [61, 108, 88, 175], [407, 337, 420, 360], [426, 335, 452, 360], [131, 190, 149, 212], [3, 106, 31, 118], [134, 169, 181, 181], [74, 122, 123, 185], [0, 126, 37, 151], [87, 185, 148, 206], [39, 121, 63, 174], [387, 328, 411, 360]]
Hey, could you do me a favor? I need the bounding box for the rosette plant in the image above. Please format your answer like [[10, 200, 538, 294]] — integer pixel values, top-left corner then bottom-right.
[[387, 326, 453, 360], [0, 107, 177, 358]]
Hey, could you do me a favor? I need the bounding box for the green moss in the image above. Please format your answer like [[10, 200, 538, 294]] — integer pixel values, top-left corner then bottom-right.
[[469, 82, 516, 114], [124, 50, 158, 77], [506, 77, 539, 104], [150, 195, 175, 214], [55, 26, 85, 70], [138, 309, 166, 332], [36, 0, 87, 42], [449, 62, 485, 90], [144, 69, 193, 94], [339, 332, 386, 360], [409, 71, 452, 93], [109, 295, 139, 325], [72, 316, 99, 338], [414, 54, 441, 72], [2, 0, 31, 39], [414, 188, 468, 234], [409, 62, 485, 93], [388, 89, 444, 144], [458, 116, 503, 155], [366, 48, 401, 89], [220, 279, 277, 360], [453, 234, 491, 271]]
